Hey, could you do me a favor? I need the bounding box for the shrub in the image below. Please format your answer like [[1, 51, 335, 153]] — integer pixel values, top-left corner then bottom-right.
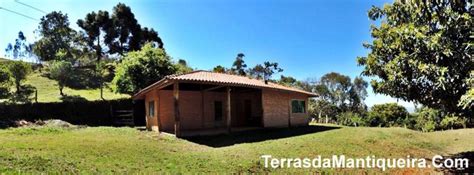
[[112, 43, 177, 95], [414, 107, 441, 132], [0, 66, 11, 99], [336, 112, 365, 127], [48, 60, 73, 96], [8, 61, 32, 92], [367, 103, 409, 127], [439, 114, 467, 130]]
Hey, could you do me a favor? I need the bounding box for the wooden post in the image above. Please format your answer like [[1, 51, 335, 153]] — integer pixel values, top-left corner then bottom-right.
[[156, 90, 161, 132], [173, 82, 181, 137], [288, 92, 291, 128], [226, 87, 231, 133], [200, 85, 205, 128]]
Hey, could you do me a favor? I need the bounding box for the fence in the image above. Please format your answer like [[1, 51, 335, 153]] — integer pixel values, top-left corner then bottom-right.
[[0, 99, 145, 126]]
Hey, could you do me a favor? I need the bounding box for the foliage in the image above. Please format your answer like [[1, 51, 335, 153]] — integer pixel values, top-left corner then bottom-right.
[[33, 11, 76, 62], [0, 66, 12, 99], [4, 31, 34, 60], [212, 65, 227, 73], [458, 71, 473, 111], [310, 72, 368, 117], [8, 84, 35, 104], [348, 77, 368, 112], [336, 112, 365, 127], [439, 114, 467, 130], [104, 3, 164, 56], [249, 61, 283, 81], [112, 43, 176, 95], [8, 61, 32, 93], [358, 0, 472, 115], [230, 53, 247, 76], [278, 75, 298, 87], [319, 72, 352, 109], [77, 10, 111, 62], [366, 103, 409, 127], [175, 59, 193, 74], [49, 60, 73, 96], [414, 107, 441, 132]]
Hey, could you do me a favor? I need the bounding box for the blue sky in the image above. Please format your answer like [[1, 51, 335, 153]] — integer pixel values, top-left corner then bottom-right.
[[0, 0, 415, 110]]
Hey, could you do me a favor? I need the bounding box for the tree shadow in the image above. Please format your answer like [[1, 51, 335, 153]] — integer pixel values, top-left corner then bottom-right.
[[434, 151, 474, 173], [183, 125, 340, 148], [60, 95, 88, 102]]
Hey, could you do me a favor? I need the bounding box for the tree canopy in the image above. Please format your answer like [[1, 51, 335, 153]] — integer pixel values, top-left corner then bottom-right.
[[33, 11, 76, 62], [357, 0, 472, 116], [104, 3, 164, 56], [112, 43, 176, 95], [49, 60, 73, 96], [230, 53, 247, 76], [4, 31, 34, 60]]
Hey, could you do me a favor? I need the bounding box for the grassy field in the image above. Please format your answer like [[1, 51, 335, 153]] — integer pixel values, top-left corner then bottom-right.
[[1, 57, 129, 102], [0, 125, 472, 173], [24, 73, 129, 102]]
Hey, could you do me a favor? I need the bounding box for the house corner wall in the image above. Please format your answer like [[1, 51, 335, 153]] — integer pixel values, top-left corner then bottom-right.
[[145, 89, 160, 132], [262, 89, 310, 128]]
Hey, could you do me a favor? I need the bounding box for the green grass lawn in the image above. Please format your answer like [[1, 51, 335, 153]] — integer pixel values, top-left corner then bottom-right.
[[0, 125, 472, 173], [25, 73, 129, 102]]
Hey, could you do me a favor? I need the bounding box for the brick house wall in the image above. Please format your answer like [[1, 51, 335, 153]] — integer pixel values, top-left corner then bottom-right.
[[145, 88, 310, 132], [144, 89, 159, 131], [262, 89, 310, 127]]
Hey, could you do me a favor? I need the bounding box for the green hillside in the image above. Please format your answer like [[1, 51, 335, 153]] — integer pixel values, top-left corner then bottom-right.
[[0, 57, 11, 63], [25, 73, 129, 102]]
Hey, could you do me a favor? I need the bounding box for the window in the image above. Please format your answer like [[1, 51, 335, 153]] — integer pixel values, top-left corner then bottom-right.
[[291, 100, 305, 113], [214, 101, 223, 121], [148, 101, 155, 117]]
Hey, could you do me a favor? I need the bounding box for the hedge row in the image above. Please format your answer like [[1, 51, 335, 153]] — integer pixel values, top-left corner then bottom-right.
[[0, 99, 145, 126]]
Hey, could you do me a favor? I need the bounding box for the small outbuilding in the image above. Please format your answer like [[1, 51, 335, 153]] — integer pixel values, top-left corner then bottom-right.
[[133, 70, 317, 137]]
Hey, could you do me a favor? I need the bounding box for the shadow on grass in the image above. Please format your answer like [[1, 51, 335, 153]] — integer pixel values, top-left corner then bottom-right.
[[183, 125, 340, 148], [434, 151, 474, 173]]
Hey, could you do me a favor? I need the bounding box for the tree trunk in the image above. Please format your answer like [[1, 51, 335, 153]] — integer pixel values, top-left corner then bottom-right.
[[59, 87, 64, 96], [318, 110, 322, 121], [100, 85, 105, 100], [16, 83, 20, 93]]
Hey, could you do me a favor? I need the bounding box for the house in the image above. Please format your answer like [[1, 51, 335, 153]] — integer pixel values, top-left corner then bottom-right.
[[132, 70, 317, 137]]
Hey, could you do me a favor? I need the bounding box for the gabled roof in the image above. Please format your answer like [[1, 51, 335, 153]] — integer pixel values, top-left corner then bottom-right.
[[133, 70, 318, 99]]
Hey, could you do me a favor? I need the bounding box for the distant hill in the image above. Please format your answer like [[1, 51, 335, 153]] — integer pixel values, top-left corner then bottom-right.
[[0, 57, 12, 63]]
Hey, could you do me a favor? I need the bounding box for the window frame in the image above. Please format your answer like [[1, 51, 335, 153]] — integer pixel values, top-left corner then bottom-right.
[[291, 99, 306, 114], [148, 100, 155, 117]]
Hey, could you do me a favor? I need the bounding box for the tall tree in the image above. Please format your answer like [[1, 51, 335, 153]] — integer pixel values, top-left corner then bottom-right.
[[4, 31, 34, 60], [249, 61, 283, 82], [77, 10, 113, 100], [319, 72, 352, 109], [348, 76, 369, 112], [279, 75, 297, 87], [357, 0, 472, 115], [77, 10, 111, 62], [104, 3, 164, 56], [230, 53, 247, 76], [33, 11, 76, 62]]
